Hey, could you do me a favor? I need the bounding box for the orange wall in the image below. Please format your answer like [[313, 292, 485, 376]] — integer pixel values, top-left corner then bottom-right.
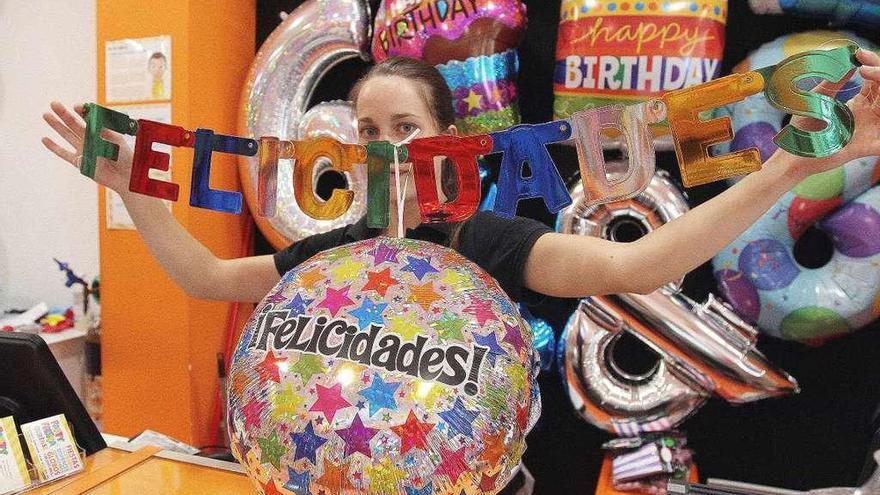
[[97, 0, 255, 446]]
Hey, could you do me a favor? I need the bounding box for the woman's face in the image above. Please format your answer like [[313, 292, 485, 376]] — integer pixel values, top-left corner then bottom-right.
[[356, 76, 453, 202], [356, 75, 441, 144], [148, 57, 166, 78]]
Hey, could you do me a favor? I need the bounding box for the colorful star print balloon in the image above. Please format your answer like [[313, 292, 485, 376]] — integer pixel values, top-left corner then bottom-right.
[[228, 237, 540, 494]]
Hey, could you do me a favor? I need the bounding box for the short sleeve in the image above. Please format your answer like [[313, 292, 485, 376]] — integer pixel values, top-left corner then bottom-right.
[[456, 211, 554, 303], [273, 226, 349, 276]]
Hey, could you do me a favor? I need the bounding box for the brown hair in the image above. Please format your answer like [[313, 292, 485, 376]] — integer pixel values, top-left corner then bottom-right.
[[350, 57, 465, 246], [350, 56, 456, 131]]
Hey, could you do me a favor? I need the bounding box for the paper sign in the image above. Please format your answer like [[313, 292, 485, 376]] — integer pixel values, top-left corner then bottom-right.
[[105, 35, 172, 103], [20, 415, 83, 482], [105, 103, 173, 230], [0, 417, 30, 494]]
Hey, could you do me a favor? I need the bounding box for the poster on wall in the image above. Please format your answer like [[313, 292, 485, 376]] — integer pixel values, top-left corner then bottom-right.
[[105, 103, 173, 230], [105, 35, 171, 103]]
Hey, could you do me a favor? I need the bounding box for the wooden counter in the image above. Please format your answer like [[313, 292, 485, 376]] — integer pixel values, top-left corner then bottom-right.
[[25, 444, 254, 494], [27, 445, 694, 494]]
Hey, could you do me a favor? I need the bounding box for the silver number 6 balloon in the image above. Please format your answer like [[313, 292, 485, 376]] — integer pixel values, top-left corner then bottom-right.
[[238, 0, 372, 249]]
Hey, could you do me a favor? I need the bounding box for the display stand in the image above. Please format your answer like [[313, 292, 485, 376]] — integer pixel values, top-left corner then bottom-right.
[[594, 454, 699, 495], [5, 436, 87, 495]]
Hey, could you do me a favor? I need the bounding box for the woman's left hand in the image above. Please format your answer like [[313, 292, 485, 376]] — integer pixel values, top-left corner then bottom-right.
[[841, 49, 880, 160], [784, 49, 880, 177]]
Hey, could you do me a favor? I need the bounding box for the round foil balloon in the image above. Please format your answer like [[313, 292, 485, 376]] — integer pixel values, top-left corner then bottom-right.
[[372, 0, 528, 134], [228, 237, 539, 495]]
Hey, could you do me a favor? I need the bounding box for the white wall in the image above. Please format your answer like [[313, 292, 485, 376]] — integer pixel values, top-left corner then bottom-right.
[[0, 0, 99, 310]]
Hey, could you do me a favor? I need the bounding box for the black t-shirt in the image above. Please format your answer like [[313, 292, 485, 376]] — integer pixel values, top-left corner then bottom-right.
[[273, 211, 554, 303]]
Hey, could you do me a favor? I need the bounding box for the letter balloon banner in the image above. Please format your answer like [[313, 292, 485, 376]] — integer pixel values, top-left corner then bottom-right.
[[238, 0, 372, 249], [228, 238, 540, 495], [554, 0, 729, 149]]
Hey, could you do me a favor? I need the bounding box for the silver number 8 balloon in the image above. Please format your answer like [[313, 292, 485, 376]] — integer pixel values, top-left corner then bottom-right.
[[557, 172, 800, 435]]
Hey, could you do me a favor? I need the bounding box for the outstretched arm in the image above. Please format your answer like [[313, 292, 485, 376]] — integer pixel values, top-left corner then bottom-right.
[[41, 102, 279, 302], [523, 49, 880, 298]]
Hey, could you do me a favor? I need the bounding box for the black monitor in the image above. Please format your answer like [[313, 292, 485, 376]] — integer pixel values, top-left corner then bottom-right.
[[0, 332, 105, 455]]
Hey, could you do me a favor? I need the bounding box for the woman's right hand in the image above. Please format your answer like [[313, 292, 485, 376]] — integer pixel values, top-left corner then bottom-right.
[[41, 101, 133, 194], [41, 103, 280, 302]]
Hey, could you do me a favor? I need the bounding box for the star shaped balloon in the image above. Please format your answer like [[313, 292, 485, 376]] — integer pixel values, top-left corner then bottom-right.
[[309, 383, 352, 423], [317, 285, 356, 317], [401, 255, 439, 280], [438, 397, 480, 439], [349, 297, 388, 329], [335, 413, 379, 459]]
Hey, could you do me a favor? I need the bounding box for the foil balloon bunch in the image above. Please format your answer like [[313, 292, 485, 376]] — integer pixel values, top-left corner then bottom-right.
[[556, 172, 799, 435], [228, 237, 541, 495], [372, 0, 528, 135], [223, 0, 868, 251]]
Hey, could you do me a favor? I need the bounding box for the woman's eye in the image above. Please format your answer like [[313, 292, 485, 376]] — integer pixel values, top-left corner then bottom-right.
[[398, 123, 417, 135], [359, 127, 379, 139]]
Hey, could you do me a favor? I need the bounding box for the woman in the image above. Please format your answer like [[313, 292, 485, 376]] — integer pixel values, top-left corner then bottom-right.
[[41, 53, 880, 495], [41, 53, 880, 306]]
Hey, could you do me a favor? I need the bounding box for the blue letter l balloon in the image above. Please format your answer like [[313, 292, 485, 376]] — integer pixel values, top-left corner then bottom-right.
[[191, 129, 258, 214]]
